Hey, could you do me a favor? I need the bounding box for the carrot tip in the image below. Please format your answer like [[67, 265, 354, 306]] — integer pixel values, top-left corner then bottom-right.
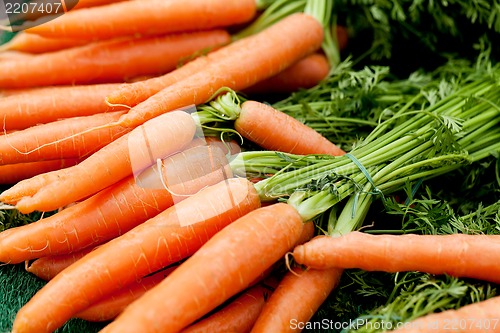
[[104, 97, 131, 110], [0, 203, 15, 209]]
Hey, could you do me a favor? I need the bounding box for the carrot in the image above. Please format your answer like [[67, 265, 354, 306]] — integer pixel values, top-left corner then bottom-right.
[[244, 53, 330, 94], [25, 247, 95, 280], [0, 83, 126, 130], [0, 30, 231, 88], [235, 100, 345, 156], [99, 203, 304, 333], [4, 110, 197, 213], [75, 265, 178, 322], [0, 111, 129, 165], [250, 268, 343, 333], [115, 13, 324, 128], [25, 0, 256, 40], [11, 178, 260, 333], [0, 159, 80, 184], [293, 232, 500, 284], [392, 295, 500, 333], [0, 50, 33, 62], [0, 144, 232, 263], [181, 283, 275, 333], [0, 31, 88, 54], [72, 0, 128, 10]]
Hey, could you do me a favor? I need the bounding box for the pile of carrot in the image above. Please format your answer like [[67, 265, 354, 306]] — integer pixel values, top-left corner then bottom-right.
[[2, 0, 497, 332]]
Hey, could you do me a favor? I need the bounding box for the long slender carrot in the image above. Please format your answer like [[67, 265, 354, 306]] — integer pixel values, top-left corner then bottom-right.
[[0, 144, 232, 263], [75, 265, 178, 322], [11, 178, 260, 333], [235, 100, 345, 156], [293, 232, 500, 284], [0, 83, 126, 130], [25, 247, 95, 280], [0, 111, 128, 165], [250, 268, 343, 333], [392, 296, 500, 333], [99, 203, 304, 333], [0, 31, 88, 54], [0, 159, 80, 184], [25, 0, 256, 40], [115, 13, 324, 128], [0, 30, 231, 88], [181, 283, 275, 333], [244, 53, 330, 94], [3, 110, 197, 213]]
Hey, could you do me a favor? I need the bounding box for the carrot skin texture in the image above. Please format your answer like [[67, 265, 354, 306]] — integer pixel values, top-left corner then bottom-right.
[[11, 178, 260, 333], [0, 30, 231, 88], [235, 101, 345, 156], [250, 268, 343, 333], [25, 247, 94, 280], [25, 0, 256, 40], [100, 203, 304, 333], [0, 83, 124, 130], [0, 111, 128, 165], [75, 266, 178, 322], [0, 159, 80, 184], [11, 110, 196, 213], [244, 53, 330, 94], [0, 145, 232, 263], [293, 232, 500, 284], [393, 295, 500, 333], [0, 32, 88, 54], [181, 284, 273, 333], [117, 13, 324, 128]]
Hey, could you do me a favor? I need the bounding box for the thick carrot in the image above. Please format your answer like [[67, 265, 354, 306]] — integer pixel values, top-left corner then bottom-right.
[[0, 111, 128, 165], [115, 13, 324, 128], [5, 110, 196, 213], [75, 265, 178, 322], [244, 53, 330, 94], [0, 159, 80, 184], [11, 178, 260, 333], [0, 31, 88, 54], [181, 283, 274, 333], [25, 247, 95, 280], [0, 30, 231, 88], [100, 203, 304, 333], [235, 101, 345, 156], [25, 0, 256, 40], [392, 296, 500, 333], [0, 83, 126, 130], [250, 268, 343, 333], [0, 144, 232, 263], [293, 232, 500, 284]]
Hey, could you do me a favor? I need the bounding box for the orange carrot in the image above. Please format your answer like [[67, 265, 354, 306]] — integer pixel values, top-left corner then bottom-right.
[[181, 283, 275, 333], [293, 232, 500, 284], [0, 50, 33, 62], [72, 0, 128, 10], [244, 53, 330, 94], [3, 110, 196, 213], [0, 111, 128, 165], [99, 203, 304, 333], [25, 247, 95, 280], [393, 296, 500, 333], [0, 31, 88, 54], [11, 178, 260, 333], [250, 268, 343, 333], [0, 30, 230, 88], [75, 265, 178, 322], [0, 83, 126, 130], [235, 101, 345, 156], [25, 0, 256, 40], [0, 159, 80, 184], [0, 144, 232, 263], [115, 13, 324, 128]]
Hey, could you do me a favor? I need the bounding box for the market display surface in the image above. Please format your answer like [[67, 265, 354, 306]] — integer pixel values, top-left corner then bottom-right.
[[1, 0, 500, 332]]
